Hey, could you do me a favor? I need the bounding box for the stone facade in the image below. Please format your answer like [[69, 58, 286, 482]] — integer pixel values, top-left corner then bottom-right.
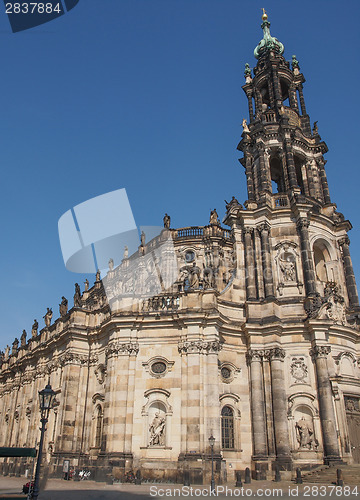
[[1, 13, 360, 483]]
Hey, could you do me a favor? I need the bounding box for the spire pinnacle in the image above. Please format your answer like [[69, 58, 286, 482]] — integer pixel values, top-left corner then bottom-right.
[[254, 10, 284, 60]]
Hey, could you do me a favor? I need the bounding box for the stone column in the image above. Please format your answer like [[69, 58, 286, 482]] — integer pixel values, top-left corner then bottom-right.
[[267, 76, 275, 109], [254, 229, 265, 300], [283, 139, 299, 190], [244, 151, 255, 202], [246, 92, 254, 123], [265, 348, 292, 470], [296, 218, 317, 296], [247, 350, 268, 469], [257, 223, 274, 298], [297, 84, 307, 115], [243, 228, 257, 300], [289, 85, 299, 112], [310, 346, 341, 464], [58, 358, 82, 452], [339, 237, 359, 308], [316, 159, 331, 204]]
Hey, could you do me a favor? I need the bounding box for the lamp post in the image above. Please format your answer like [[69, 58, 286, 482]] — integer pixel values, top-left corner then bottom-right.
[[208, 434, 215, 491], [31, 382, 56, 500]]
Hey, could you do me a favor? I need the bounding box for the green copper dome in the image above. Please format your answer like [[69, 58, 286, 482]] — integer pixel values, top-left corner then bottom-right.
[[254, 10, 284, 60]]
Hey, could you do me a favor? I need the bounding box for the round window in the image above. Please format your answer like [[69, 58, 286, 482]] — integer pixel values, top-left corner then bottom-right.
[[152, 362, 167, 374], [185, 250, 195, 263], [221, 367, 231, 379]]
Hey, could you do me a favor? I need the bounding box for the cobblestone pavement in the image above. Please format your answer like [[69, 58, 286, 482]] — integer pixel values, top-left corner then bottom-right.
[[0, 476, 359, 499]]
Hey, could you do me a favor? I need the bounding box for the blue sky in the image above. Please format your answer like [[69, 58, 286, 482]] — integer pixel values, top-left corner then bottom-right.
[[0, 0, 359, 349]]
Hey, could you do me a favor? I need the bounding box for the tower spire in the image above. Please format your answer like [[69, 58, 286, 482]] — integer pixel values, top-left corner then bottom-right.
[[254, 9, 284, 60]]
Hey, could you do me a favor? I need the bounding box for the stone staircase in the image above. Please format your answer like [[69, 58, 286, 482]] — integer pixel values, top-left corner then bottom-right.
[[301, 464, 360, 486]]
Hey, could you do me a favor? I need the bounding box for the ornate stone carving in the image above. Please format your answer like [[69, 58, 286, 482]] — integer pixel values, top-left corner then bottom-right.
[[265, 347, 286, 361], [178, 340, 223, 355], [246, 349, 264, 362], [310, 345, 331, 359], [95, 364, 106, 384], [296, 218, 310, 230], [305, 282, 347, 325], [345, 397, 360, 413], [290, 357, 308, 384], [257, 222, 270, 234], [149, 411, 166, 446], [105, 342, 139, 358], [338, 236, 350, 248], [188, 263, 201, 289]]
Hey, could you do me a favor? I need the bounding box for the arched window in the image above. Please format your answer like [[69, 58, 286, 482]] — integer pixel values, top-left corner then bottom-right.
[[95, 405, 103, 448], [270, 157, 285, 193], [221, 406, 234, 449]]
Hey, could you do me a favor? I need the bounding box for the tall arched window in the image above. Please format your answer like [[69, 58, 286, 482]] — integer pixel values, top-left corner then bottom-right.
[[95, 405, 103, 448], [221, 406, 234, 449]]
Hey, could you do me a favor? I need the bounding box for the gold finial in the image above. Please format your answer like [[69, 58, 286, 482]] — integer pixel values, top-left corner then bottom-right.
[[262, 8, 268, 21]]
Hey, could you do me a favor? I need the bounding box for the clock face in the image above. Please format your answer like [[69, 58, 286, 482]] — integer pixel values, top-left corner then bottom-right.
[[185, 250, 195, 263]]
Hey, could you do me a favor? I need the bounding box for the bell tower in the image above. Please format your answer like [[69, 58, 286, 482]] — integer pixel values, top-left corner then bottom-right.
[[224, 10, 360, 477]]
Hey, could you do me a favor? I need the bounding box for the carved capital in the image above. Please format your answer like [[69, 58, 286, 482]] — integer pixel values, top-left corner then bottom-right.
[[178, 340, 223, 355], [338, 236, 350, 248], [257, 222, 270, 234], [265, 347, 286, 361], [105, 342, 139, 358], [296, 218, 310, 231], [243, 227, 254, 236], [310, 345, 331, 359], [246, 349, 264, 362]]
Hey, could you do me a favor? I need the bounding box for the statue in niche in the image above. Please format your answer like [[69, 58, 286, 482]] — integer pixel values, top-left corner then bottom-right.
[[209, 209, 219, 225], [163, 213, 171, 229], [84, 279, 89, 292], [20, 330, 27, 347], [74, 283, 82, 307], [295, 417, 314, 449], [149, 411, 166, 446], [44, 308, 53, 328], [203, 266, 215, 289], [188, 263, 201, 289], [279, 255, 296, 282], [31, 319, 38, 338], [59, 296, 68, 317]]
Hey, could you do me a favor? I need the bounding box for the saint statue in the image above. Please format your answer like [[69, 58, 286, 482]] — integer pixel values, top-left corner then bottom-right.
[[163, 213, 171, 229], [74, 283, 82, 307], [84, 279, 89, 292], [108, 258, 114, 271], [44, 308, 53, 328], [123, 245, 129, 259], [295, 417, 314, 449], [149, 412, 166, 446], [31, 319, 38, 338], [209, 209, 219, 225], [59, 296, 68, 317], [96, 269, 101, 282], [20, 329, 27, 347], [189, 262, 201, 289], [141, 231, 146, 246], [242, 118, 250, 133]]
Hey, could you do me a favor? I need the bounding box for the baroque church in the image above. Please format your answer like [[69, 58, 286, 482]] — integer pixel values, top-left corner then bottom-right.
[[0, 12, 360, 483]]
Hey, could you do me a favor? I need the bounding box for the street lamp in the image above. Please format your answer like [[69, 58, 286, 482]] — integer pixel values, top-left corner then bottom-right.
[[31, 382, 56, 500], [208, 434, 215, 491]]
